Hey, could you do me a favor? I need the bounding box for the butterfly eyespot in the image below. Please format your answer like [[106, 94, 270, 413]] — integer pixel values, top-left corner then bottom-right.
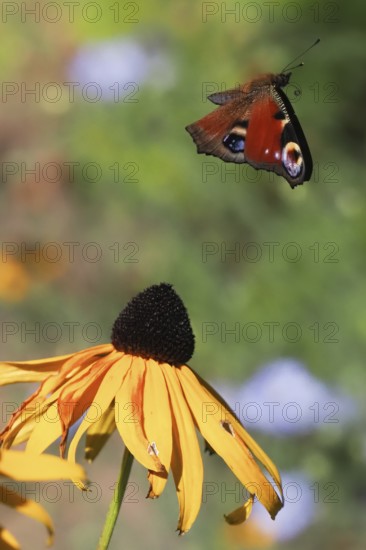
[[223, 132, 245, 153], [282, 142, 303, 178]]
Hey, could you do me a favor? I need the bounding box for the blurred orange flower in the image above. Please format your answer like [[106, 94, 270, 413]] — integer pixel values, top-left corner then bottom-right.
[[0, 259, 30, 302]]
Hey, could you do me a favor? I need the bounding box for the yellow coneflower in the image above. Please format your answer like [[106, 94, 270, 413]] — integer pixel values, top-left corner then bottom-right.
[[0, 283, 283, 534], [0, 449, 85, 549]]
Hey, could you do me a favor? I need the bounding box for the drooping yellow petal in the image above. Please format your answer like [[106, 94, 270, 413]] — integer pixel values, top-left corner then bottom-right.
[[11, 419, 37, 447], [0, 525, 20, 549], [115, 357, 165, 474], [26, 403, 62, 454], [85, 405, 116, 462], [144, 359, 172, 498], [26, 356, 114, 454], [160, 363, 203, 534], [0, 363, 79, 448], [2, 383, 63, 450], [1, 345, 115, 451], [68, 356, 130, 468], [46, 344, 113, 389], [0, 344, 113, 389], [0, 354, 73, 386], [224, 494, 255, 524], [0, 485, 54, 546], [0, 377, 61, 448], [0, 449, 85, 481], [177, 366, 283, 520], [58, 353, 118, 456], [195, 370, 283, 502]]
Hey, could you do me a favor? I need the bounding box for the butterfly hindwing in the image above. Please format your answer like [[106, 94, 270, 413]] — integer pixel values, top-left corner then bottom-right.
[[207, 88, 246, 105]]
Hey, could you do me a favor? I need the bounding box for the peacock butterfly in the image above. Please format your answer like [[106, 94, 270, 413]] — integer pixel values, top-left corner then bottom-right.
[[186, 40, 319, 189]]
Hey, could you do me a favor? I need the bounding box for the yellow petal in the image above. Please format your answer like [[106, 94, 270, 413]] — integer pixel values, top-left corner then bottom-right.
[[115, 357, 164, 474], [26, 403, 62, 454], [196, 370, 283, 502], [9, 398, 69, 453], [0, 449, 85, 481], [177, 366, 283, 519], [0, 343, 113, 386], [46, 343, 113, 388], [0, 485, 54, 546], [3, 387, 61, 450], [1, 371, 68, 448], [68, 356, 129, 470], [0, 526, 20, 550], [11, 353, 115, 454], [160, 363, 203, 534], [9, 409, 56, 448], [0, 345, 113, 440], [0, 354, 72, 386], [85, 405, 116, 462], [12, 419, 38, 447], [144, 359, 172, 498], [58, 354, 117, 456], [224, 494, 255, 524]]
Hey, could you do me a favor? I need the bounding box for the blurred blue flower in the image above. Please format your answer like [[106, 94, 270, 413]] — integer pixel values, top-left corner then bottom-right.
[[215, 358, 356, 436], [67, 37, 175, 101], [251, 470, 316, 541]]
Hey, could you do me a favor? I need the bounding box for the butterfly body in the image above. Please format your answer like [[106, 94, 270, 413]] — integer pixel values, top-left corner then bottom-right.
[[186, 72, 312, 188]]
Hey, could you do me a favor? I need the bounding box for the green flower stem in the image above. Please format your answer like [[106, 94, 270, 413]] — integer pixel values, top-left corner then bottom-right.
[[97, 447, 134, 550]]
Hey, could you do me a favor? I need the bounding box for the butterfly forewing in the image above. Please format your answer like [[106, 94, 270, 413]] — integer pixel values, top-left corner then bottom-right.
[[275, 87, 313, 183], [186, 97, 250, 163]]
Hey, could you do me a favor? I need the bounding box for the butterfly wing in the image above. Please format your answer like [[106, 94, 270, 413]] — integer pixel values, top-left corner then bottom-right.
[[186, 79, 312, 188], [185, 91, 252, 163], [277, 88, 313, 183], [244, 88, 312, 187], [207, 88, 244, 105]]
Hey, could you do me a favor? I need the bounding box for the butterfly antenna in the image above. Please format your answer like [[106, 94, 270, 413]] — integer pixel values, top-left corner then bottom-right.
[[281, 38, 320, 73]]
